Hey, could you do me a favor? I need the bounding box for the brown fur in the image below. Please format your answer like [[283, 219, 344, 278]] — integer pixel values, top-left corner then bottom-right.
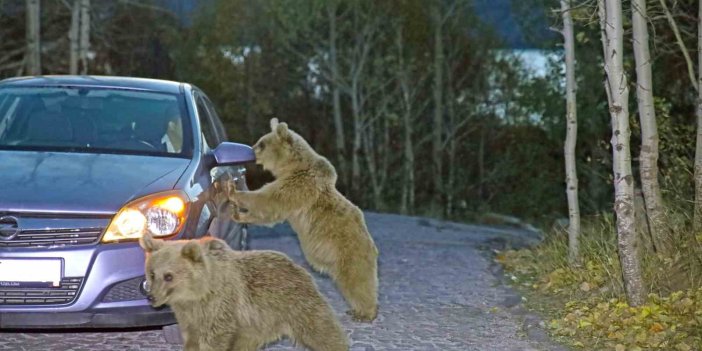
[[140, 234, 348, 351], [229, 118, 379, 322]]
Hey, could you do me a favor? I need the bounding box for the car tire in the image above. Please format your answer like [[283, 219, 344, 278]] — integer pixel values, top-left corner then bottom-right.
[[162, 324, 183, 344]]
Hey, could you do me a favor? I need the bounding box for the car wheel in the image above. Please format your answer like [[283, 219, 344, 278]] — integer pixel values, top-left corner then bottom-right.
[[162, 324, 183, 344]]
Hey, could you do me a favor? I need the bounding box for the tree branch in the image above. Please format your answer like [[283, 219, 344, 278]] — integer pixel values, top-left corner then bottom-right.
[[658, 0, 698, 92]]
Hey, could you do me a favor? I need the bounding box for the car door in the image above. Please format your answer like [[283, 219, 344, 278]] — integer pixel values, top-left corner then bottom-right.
[[193, 91, 249, 248]]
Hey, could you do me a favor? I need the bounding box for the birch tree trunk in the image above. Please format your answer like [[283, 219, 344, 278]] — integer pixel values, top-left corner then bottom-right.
[[25, 0, 41, 75], [632, 0, 666, 252], [397, 28, 416, 215], [401, 107, 415, 214], [696, 0, 702, 230], [363, 121, 380, 207], [345, 11, 375, 203], [244, 56, 255, 140], [69, 0, 80, 74], [447, 125, 458, 218], [478, 127, 485, 201], [431, 0, 444, 216], [561, 0, 580, 264], [79, 0, 90, 74], [599, 0, 646, 307], [327, 2, 347, 189], [351, 78, 362, 202], [445, 72, 459, 218]]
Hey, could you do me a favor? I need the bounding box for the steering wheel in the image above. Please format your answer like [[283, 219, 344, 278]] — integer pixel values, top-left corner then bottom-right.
[[136, 139, 158, 150], [104, 138, 159, 151]]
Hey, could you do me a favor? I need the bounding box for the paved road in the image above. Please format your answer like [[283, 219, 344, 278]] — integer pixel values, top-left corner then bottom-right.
[[0, 213, 566, 351]]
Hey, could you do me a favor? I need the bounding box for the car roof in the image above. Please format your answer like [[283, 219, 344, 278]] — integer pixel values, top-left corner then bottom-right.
[[0, 75, 185, 94]]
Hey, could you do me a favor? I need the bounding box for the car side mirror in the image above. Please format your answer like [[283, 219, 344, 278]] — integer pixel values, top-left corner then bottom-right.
[[211, 142, 255, 167]]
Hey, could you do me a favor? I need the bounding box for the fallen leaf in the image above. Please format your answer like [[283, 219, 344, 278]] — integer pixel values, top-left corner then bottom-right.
[[649, 322, 665, 333]]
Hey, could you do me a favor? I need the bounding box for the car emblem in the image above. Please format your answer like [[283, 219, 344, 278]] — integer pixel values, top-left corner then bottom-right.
[[0, 216, 20, 240]]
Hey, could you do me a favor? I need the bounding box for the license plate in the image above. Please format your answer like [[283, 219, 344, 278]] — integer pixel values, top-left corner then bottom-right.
[[0, 259, 62, 287]]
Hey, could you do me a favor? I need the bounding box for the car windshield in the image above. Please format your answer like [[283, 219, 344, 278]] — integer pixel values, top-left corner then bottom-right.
[[0, 86, 192, 157]]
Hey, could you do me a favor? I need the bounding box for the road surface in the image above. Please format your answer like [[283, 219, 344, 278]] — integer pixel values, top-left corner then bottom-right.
[[0, 213, 566, 351]]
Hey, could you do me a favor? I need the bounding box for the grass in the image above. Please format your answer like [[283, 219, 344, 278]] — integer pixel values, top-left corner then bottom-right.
[[497, 212, 702, 350]]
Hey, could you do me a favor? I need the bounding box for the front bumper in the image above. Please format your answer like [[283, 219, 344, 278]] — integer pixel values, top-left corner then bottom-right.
[[0, 305, 175, 329], [0, 237, 174, 329]]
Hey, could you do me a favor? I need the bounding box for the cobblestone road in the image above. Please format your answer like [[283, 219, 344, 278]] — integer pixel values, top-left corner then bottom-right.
[[0, 213, 567, 351]]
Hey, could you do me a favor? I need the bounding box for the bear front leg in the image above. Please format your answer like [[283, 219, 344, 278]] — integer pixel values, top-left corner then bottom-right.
[[293, 313, 349, 351], [199, 333, 237, 351], [182, 327, 201, 351], [228, 186, 289, 225], [230, 334, 264, 351]]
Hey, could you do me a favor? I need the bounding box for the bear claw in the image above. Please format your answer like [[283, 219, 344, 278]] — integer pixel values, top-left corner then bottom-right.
[[346, 309, 376, 323]]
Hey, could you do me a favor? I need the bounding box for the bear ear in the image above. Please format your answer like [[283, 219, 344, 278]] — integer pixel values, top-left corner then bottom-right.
[[203, 237, 229, 252], [269, 117, 279, 131], [275, 122, 292, 144], [140, 233, 163, 253], [181, 241, 204, 262]]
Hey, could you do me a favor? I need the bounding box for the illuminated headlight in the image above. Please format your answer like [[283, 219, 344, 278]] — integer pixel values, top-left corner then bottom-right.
[[102, 191, 189, 243]]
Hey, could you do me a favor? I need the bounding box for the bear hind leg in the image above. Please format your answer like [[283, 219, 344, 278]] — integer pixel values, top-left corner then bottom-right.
[[335, 260, 378, 322]]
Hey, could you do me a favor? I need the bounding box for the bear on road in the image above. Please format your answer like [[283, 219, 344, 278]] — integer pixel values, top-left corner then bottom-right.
[[228, 118, 379, 322], [140, 234, 348, 351]]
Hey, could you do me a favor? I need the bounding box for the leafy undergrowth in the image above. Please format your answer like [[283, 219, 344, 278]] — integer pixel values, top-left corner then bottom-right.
[[497, 214, 702, 350]]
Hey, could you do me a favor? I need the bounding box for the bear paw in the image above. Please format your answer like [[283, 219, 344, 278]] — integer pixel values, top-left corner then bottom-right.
[[231, 206, 253, 223], [346, 309, 377, 323]]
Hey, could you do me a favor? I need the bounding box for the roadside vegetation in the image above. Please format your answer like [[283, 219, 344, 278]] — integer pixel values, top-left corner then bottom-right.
[[499, 210, 702, 350]]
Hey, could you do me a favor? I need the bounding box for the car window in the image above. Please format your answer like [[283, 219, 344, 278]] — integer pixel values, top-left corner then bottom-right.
[[0, 87, 193, 157], [195, 93, 220, 148], [0, 96, 20, 139], [201, 95, 228, 141]]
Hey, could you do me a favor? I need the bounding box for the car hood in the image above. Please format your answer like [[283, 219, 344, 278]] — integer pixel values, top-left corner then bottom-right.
[[0, 151, 190, 215]]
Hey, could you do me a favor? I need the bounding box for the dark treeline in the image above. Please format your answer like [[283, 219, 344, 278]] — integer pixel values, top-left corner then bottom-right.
[[172, 0, 565, 222]]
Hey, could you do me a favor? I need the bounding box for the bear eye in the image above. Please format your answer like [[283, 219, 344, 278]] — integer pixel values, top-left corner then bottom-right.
[[164, 273, 173, 282], [257, 141, 265, 151], [149, 271, 155, 280]]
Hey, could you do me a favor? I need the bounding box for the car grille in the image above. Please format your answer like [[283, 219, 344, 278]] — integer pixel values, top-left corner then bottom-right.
[[0, 228, 103, 248], [103, 276, 147, 303], [0, 277, 83, 305]]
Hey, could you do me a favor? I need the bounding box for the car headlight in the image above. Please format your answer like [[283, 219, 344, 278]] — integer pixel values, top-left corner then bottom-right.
[[102, 191, 189, 243]]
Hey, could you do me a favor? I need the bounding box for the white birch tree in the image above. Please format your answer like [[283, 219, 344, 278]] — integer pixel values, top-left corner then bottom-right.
[[25, 0, 41, 75], [327, 1, 347, 188], [599, 0, 646, 306], [430, 0, 444, 216], [632, 0, 666, 253], [561, 0, 580, 264], [69, 0, 90, 74], [69, 0, 80, 74], [79, 0, 90, 74]]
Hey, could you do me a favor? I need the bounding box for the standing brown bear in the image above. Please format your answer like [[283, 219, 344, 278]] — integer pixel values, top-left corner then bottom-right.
[[229, 118, 379, 322], [140, 234, 348, 351]]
